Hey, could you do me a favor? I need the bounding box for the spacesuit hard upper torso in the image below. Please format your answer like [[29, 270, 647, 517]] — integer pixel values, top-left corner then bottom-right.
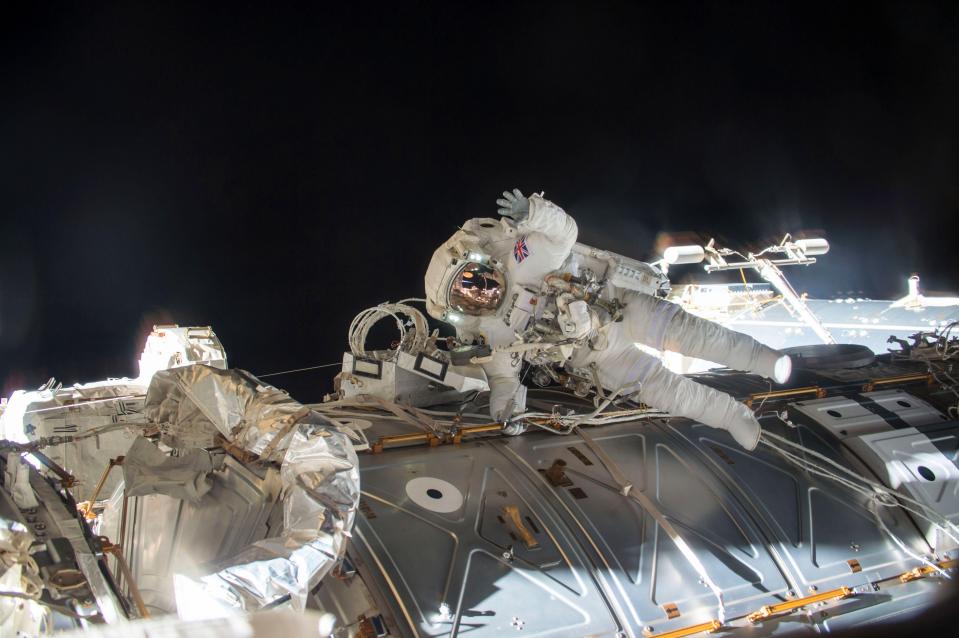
[[424, 191, 790, 451]]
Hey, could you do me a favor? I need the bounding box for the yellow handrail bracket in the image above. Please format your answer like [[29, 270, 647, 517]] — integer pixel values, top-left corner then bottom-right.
[[747, 586, 853, 624]]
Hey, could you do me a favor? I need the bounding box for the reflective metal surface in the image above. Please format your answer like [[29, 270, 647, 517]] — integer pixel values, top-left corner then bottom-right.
[[345, 382, 952, 637], [353, 441, 623, 637], [107, 456, 283, 614]]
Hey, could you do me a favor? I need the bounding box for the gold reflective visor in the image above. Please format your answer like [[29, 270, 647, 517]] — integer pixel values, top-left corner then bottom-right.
[[448, 262, 506, 316]]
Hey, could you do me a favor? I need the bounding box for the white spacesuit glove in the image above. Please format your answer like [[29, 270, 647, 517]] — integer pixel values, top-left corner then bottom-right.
[[496, 188, 530, 222]]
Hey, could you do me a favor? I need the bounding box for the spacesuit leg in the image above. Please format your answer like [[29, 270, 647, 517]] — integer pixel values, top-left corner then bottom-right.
[[570, 316, 661, 400], [620, 292, 789, 382], [636, 363, 761, 450], [570, 323, 761, 450], [661, 307, 786, 381]]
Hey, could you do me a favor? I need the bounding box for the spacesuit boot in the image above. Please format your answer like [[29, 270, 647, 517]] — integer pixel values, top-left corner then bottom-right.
[[637, 364, 762, 450]]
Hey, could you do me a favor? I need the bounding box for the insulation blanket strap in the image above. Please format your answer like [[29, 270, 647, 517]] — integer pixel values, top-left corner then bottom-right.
[[142, 365, 360, 616]]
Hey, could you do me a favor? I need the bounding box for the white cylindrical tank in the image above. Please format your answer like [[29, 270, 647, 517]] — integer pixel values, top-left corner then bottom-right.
[[663, 245, 706, 265], [795, 238, 830, 256]]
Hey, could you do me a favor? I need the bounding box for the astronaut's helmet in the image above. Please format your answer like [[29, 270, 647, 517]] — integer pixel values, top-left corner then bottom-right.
[[447, 261, 507, 316]]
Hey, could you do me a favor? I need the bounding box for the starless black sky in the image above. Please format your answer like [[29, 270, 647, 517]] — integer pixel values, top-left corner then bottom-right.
[[2, 2, 958, 401]]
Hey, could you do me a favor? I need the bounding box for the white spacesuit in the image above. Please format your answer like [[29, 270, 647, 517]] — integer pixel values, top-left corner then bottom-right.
[[424, 189, 791, 450]]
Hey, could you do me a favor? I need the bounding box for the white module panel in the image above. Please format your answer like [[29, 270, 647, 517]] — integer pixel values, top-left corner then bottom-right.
[[339, 351, 488, 404], [792, 396, 890, 439], [860, 389, 949, 427], [851, 425, 959, 552], [792, 390, 946, 439]]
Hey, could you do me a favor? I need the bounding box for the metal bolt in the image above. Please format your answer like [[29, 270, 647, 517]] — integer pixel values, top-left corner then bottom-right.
[[644, 627, 654, 634], [850, 542, 861, 552], [787, 590, 795, 598], [808, 585, 818, 593]]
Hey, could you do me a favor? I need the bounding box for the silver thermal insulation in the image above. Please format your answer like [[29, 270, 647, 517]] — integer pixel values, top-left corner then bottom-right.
[[134, 365, 360, 615]]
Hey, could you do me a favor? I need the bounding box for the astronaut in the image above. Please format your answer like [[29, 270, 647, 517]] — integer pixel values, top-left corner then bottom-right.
[[424, 189, 792, 450]]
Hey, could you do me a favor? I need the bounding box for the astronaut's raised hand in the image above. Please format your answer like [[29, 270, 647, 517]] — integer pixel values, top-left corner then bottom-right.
[[496, 188, 529, 222]]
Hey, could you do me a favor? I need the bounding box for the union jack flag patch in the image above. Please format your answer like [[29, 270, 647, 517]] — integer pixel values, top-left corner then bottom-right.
[[513, 235, 530, 263]]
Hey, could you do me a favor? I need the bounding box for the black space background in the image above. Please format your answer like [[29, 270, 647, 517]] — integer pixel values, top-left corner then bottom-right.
[[2, 2, 958, 402]]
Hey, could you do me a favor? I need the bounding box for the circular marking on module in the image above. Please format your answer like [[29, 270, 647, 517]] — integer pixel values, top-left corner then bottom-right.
[[336, 418, 373, 430], [917, 466, 936, 482], [406, 477, 464, 513]]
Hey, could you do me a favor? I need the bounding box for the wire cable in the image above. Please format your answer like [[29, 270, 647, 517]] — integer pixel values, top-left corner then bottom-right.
[[760, 430, 959, 548], [348, 301, 433, 361], [256, 362, 342, 378]]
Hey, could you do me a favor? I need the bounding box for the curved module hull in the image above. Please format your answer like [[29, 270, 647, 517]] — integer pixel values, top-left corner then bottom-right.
[[316, 354, 958, 637]]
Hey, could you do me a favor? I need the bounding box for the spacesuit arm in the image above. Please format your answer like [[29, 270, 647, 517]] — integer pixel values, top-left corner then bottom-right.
[[479, 350, 527, 421], [519, 194, 578, 257]]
